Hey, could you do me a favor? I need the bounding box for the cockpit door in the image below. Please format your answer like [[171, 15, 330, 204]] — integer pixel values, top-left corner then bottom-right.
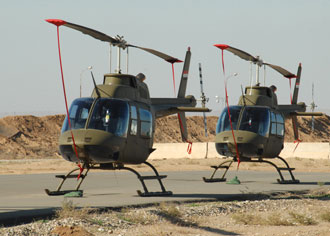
[[264, 111, 285, 157], [124, 103, 154, 164]]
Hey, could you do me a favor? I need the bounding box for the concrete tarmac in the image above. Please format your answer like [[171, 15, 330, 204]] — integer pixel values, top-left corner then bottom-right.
[[1, 170, 330, 225]]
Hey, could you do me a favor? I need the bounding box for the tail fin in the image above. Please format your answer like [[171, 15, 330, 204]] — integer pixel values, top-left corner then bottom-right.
[[177, 47, 191, 141], [292, 63, 302, 104], [177, 47, 191, 98]]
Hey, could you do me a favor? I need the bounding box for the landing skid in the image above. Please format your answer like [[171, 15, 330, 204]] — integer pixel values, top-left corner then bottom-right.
[[203, 156, 300, 184], [45, 161, 172, 197]]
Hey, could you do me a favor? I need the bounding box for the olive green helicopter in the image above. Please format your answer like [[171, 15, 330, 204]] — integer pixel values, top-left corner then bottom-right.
[[203, 44, 322, 184], [45, 19, 209, 197]]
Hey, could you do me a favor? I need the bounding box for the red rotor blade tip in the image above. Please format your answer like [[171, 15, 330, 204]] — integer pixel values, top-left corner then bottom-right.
[[167, 59, 183, 64], [286, 75, 297, 79], [45, 19, 67, 27], [214, 44, 229, 50]]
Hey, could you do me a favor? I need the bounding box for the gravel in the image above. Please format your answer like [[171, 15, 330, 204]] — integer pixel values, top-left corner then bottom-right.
[[2, 195, 330, 236]]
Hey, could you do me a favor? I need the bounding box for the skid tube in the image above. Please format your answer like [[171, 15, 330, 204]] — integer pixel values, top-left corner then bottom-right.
[[203, 156, 300, 184], [45, 161, 172, 197]]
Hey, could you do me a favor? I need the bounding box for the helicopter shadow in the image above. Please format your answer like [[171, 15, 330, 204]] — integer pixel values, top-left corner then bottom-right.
[[150, 208, 240, 236], [167, 193, 271, 201], [293, 182, 330, 186]]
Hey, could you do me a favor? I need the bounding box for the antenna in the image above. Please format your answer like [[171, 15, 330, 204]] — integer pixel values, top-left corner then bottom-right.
[[310, 82, 317, 132], [198, 63, 209, 158], [90, 71, 101, 98]]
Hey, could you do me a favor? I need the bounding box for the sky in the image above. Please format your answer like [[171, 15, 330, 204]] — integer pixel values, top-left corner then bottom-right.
[[0, 0, 329, 117]]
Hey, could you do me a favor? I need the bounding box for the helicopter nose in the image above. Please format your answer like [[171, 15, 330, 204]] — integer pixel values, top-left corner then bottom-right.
[[59, 129, 125, 163], [215, 130, 266, 158]]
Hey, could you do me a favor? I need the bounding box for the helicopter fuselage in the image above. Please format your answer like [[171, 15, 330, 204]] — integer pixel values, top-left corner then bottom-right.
[[215, 85, 305, 160], [59, 73, 198, 165]]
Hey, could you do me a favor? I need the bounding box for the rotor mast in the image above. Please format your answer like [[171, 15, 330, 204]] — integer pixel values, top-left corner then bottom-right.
[[255, 56, 263, 85]]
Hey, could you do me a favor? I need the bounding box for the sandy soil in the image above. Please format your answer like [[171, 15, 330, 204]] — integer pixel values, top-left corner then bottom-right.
[[0, 115, 329, 160]]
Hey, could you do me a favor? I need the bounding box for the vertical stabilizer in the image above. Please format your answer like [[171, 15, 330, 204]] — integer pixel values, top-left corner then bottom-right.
[[177, 48, 191, 98], [292, 63, 302, 104], [177, 48, 191, 141]]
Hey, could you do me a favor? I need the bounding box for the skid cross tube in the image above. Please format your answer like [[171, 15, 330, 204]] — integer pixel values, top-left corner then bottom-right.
[[45, 165, 90, 196], [118, 161, 172, 197], [203, 160, 234, 183], [45, 161, 172, 197], [203, 156, 299, 184]]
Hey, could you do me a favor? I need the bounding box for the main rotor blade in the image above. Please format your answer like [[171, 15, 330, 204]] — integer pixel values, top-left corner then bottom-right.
[[130, 45, 182, 64], [46, 19, 182, 63], [215, 44, 259, 63], [264, 63, 296, 79], [215, 43, 298, 79], [46, 19, 120, 45]]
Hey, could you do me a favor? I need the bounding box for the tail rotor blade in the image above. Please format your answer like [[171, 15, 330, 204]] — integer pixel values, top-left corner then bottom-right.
[[178, 112, 188, 142], [292, 116, 299, 141]]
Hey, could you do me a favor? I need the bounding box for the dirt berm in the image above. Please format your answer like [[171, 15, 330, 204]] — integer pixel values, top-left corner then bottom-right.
[[0, 114, 329, 159]]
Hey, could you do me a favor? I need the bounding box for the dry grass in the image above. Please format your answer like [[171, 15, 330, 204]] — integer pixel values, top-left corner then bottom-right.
[[320, 211, 330, 222], [288, 212, 317, 225], [232, 211, 317, 226], [158, 202, 182, 218], [55, 200, 92, 221], [117, 208, 155, 225]]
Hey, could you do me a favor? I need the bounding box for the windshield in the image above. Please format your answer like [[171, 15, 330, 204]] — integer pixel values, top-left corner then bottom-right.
[[87, 98, 129, 137], [216, 106, 242, 133], [62, 98, 94, 133], [239, 106, 270, 137]]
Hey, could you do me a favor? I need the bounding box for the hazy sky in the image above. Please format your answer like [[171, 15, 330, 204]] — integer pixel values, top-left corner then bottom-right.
[[1, 0, 329, 116]]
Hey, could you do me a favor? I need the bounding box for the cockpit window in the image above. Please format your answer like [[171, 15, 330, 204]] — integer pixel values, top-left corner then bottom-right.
[[61, 98, 94, 133], [216, 106, 242, 133], [139, 108, 153, 138], [87, 98, 129, 137], [271, 112, 285, 137], [239, 107, 270, 137]]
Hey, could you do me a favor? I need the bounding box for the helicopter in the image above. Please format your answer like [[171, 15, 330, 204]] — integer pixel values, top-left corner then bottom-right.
[[44, 19, 210, 197], [203, 44, 323, 184]]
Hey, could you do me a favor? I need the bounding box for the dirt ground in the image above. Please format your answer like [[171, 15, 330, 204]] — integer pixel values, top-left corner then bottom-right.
[[0, 115, 329, 160]]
